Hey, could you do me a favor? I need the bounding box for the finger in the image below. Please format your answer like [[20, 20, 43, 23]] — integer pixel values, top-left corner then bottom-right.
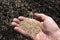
[[14, 27, 29, 36], [18, 16, 25, 21], [11, 22, 19, 27], [34, 13, 49, 21], [13, 18, 20, 24]]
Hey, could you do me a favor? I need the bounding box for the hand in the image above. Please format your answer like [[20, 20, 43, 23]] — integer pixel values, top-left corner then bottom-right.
[[34, 13, 60, 40], [11, 13, 60, 40]]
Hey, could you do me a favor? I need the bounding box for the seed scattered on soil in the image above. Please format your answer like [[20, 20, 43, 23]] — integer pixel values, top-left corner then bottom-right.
[[20, 18, 41, 38]]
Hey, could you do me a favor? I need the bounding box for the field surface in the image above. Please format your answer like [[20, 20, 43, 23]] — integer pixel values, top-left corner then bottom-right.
[[0, 0, 60, 40]]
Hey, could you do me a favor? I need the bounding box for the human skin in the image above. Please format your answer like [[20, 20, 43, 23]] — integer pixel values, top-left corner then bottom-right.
[[11, 13, 60, 40]]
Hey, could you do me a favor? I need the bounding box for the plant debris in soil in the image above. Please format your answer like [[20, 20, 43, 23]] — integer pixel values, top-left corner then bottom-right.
[[0, 0, 60, 40]]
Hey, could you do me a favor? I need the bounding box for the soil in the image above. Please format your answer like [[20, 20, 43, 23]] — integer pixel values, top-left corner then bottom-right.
[[0, 0, 60, 40]]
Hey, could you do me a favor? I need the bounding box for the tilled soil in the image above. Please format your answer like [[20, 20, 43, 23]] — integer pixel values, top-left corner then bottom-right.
[[0, 0, 60, 40]]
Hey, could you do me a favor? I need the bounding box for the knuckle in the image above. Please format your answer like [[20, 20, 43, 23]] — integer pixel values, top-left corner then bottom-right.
[[40, 14, 45, 15], [47, 16, 53, 20]]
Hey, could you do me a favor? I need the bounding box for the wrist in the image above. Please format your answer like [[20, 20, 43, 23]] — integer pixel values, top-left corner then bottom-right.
[[50, 29, 60, 40]]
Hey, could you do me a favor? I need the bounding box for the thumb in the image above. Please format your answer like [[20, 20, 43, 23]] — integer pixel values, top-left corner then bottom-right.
[[34, 13, 49, 21]]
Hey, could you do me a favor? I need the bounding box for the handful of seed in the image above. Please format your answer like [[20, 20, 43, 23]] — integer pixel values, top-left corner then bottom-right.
[[20, 18, 41, 38]]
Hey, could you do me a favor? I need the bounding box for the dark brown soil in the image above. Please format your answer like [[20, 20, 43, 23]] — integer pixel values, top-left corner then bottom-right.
[[0, 0, 60, 40]]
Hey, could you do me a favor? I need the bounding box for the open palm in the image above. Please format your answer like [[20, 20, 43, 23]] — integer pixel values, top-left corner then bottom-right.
[[11, 13, 60, 40]]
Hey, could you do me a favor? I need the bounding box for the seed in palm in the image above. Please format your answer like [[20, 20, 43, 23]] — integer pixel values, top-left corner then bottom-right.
[[20, 18, 41, 38]]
